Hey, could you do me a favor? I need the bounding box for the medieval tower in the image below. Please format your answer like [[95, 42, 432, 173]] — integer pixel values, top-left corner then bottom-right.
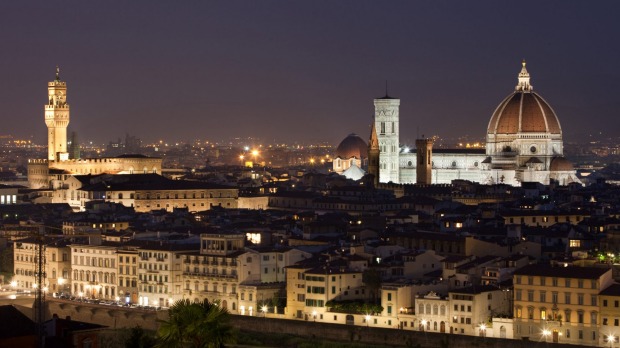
[[45, 66, 70, 161]]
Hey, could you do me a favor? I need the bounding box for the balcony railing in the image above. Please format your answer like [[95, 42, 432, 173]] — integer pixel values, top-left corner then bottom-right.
[[182, 271, 237, 280]]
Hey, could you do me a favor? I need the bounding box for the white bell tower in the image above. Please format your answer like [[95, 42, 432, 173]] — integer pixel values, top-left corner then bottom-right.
[[45, 66, 70, 161], [374, 92, 400, 184]]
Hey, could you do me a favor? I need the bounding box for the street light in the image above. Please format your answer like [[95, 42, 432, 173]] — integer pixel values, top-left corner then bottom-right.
[[421, 319, 427, 332], [312, 310, 317, 322], [365, 314, 371, 327], [542, 329, 551, 342], [479, 323, 487, 337], [608, 335, 615, 348], [10, 281, 17, 289], [261, 305, 268, 318]]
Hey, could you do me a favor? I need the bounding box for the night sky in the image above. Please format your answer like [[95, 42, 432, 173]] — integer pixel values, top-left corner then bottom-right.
[[2, 1, 620, 146]]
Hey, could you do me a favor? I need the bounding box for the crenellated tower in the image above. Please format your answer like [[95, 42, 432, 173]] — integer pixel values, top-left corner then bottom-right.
[[415, 138, 433, 184], [45, 66, 70, 161]]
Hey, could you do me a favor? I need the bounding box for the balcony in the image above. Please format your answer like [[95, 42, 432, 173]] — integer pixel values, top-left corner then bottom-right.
[[182, 271, 237, 280]]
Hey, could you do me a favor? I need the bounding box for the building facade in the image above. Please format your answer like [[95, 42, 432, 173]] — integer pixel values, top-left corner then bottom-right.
[[367, 61, 579, 187], [28, 69, 162, 190]]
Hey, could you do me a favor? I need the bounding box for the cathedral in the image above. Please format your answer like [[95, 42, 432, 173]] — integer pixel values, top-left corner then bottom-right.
[[28, 68, 162, 189], [336, 61, 580, 187]]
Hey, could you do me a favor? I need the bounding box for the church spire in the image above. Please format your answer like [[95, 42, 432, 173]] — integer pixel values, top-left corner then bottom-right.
[[369, 117, 379, 149], [515, 59, 533, 92]]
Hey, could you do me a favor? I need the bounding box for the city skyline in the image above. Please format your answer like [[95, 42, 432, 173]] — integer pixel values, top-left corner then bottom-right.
[[2, 1, 620, 145]]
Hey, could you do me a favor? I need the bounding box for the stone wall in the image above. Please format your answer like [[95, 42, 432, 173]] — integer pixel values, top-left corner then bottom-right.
[[46, 300, 578, 348]]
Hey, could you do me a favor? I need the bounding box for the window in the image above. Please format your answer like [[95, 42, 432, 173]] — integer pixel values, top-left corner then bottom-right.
[[540, 291, 546, 303], [528, 277, 533, 285], [540, 277, 546, 286], [552, 278, 558, 287], [578, 311, 584, 324], [516, 276, 521, 284], [604, 300, 608, 307], [591, 295, 597, 306], [578, 294, 584, 305], [591, 312, 598, 325], [387, 293, 392, 301], [565, 292, 571, 304], [528, 291, 534, 302], [552, 292, 558, 304], [541, 309, 547, 320], [578, 280, 584, 288], [516, 290, 522, 301]]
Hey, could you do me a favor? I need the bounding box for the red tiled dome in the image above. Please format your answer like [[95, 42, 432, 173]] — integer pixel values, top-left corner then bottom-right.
[[487, 91, 561, 135], [335, 134, 368, 159], [550, 157, 574, 171]]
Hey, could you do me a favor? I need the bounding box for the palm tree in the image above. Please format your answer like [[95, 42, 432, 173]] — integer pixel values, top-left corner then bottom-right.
[[156, 299, 235, 348]]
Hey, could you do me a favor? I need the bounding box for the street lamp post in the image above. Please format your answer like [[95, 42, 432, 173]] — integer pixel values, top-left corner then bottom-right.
[[312, 310, 317, 322], [479, 323, 487, 337], [365, 314, 371, 327], [608, 335, 615, 348], [542, 329, 551, 342], [262, 305, 268, 318]]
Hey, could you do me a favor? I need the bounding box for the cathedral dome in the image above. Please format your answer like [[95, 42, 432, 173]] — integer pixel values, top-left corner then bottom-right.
[[335, 133, 368, 159], [487, 62, 562, 136], [550, 157, 574, 171]]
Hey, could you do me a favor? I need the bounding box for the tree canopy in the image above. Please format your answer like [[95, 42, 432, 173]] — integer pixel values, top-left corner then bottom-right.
[[155, 299, 235, 348]]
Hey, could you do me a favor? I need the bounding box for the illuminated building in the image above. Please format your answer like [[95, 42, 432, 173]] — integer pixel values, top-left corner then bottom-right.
[[28, 68, 162, 189], [366, 61, 580, 186]]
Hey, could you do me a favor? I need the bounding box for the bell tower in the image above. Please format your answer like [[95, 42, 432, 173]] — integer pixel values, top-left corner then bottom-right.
[[45, 66, 70, 161], [374, 92, 400, 184]]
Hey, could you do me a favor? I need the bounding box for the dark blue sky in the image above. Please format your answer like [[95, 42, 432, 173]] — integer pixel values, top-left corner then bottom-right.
[[2, 1, 620, 146]]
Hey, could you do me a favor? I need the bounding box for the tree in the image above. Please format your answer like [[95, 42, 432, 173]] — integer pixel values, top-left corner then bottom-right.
[[126, 326, 156, 348], [156, 299, 235, 348]]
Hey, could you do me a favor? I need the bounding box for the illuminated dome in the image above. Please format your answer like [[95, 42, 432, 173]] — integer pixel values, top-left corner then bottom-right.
[[335, 133, 368, 159], [487, 62, 562, 136], [550, 157, 574, 171]]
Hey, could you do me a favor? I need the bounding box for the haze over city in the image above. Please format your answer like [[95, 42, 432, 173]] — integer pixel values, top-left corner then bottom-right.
[[2, 1, 620, 146]]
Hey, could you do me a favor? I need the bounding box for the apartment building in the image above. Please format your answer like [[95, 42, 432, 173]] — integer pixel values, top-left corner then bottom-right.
[[513, 264, 613, 346], [71, 243, 119, 299], [116, 247, 139, 304], [136, 243, 192, 307], [448, 285, 508, 336], [180, 233, 260, 314], [598, 283, 620, 346], [13, 238, 71, 293]]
